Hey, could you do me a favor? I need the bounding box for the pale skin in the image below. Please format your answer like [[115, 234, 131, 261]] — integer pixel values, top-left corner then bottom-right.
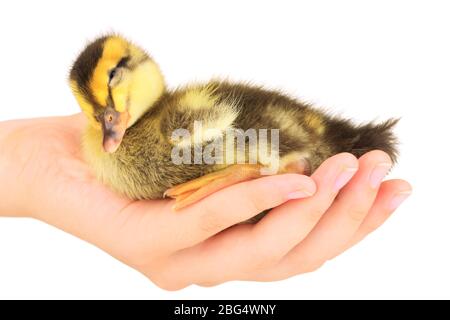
[[0, 114, 412, 290]]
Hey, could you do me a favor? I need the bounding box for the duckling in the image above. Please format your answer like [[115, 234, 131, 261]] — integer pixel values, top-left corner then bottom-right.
[[69, 34, 398, 211]]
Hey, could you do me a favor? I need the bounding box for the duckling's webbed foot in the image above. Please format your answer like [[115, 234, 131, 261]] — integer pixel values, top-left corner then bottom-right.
[[165, 153, 311, 211], [279, 152, 312, 176], [164, 164, 263, 210]]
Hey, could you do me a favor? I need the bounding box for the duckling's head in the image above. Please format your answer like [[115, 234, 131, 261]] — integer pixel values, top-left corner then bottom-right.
[[70, 35, 165, 153]]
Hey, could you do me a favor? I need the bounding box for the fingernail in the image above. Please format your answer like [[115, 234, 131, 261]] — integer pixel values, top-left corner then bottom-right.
[[370, 162, 392, 188], [334, 167, 358, 192], [287, 189, 314, 200], [390, 191, 412, 210]]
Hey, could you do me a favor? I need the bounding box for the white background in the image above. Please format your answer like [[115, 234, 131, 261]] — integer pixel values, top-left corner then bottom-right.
[[0, 0, 449, 299]]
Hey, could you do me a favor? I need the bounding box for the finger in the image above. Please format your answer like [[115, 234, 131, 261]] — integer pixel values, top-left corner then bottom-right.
[[160, 153, 359, 287], [297, 150, 392, 261], [247, 151, 394, 281], [168, 173, 316, 250], [340, 179, 412, 252], [249, 153, 359, 260], [162, 179, 412, 289]]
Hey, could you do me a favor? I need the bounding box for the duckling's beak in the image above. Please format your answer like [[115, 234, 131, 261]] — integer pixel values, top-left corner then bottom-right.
[[101, 106, 129, 153]]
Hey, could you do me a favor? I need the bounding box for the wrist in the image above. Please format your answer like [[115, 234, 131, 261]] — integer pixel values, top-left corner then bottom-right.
[[0, 120, 36, 218]]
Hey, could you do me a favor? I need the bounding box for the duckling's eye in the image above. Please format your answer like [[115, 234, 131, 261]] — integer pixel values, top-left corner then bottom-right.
[[107, 114, 114, 123], [108, 68, 117, 82], [108, 56, 129, 84]]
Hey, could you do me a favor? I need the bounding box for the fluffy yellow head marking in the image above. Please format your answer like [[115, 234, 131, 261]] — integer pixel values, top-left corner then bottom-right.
[[110, 71, 131, 113], [127, 59, 165, 125], [90, 37, 128, 107]]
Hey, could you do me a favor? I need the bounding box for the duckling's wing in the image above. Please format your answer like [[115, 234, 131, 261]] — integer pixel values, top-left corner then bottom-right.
[[159, 82, 239, 146]]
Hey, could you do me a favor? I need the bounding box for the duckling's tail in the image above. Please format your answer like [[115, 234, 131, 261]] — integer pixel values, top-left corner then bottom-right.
[[326, 118, 400, 163]]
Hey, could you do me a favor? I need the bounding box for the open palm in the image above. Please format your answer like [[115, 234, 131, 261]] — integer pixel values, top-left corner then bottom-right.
[[0, 114, 411, 290]]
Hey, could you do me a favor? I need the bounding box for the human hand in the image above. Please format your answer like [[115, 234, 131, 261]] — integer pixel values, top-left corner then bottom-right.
[[0, 114, 411, 290]]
